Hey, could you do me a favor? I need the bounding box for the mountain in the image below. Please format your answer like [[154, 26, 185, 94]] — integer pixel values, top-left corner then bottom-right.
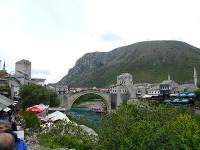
[[57, 40, 200, 87]]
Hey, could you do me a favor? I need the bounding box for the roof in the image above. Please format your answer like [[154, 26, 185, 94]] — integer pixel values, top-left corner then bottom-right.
[[160, 80, 177, 85], [171, 86, 186, 92], [16, 59, 31, 64], [0, 94, 13, 109], [147, 85, 160, 91], [117, 73, 132, 77], [0, 103, 7, 111], [182, 84, 199, 92]]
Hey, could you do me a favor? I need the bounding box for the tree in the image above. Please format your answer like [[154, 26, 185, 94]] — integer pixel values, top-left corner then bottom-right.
[[194, 88, 200, 100], [48, 90, 60, 107], [19, 84, 60, 109], [0, 85, 11, 97], [98, 102, 200, 150]]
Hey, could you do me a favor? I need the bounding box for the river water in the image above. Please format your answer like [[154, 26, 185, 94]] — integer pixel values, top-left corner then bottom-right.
[[69, 107, 103, 127]]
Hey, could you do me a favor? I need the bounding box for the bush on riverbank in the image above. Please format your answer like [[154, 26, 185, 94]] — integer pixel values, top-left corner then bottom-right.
[[68, 114, 100, 133], [31, 100, 200, 149], [19, 110, 40, 132], [38, 121, 98, 150], [98, 102, 200, 150]]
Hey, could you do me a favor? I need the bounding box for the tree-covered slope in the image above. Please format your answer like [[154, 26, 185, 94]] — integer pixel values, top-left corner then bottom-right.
[[57, 40, 200, 87]]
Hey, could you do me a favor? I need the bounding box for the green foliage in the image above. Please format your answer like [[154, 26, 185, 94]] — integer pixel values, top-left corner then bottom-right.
[[38, 121, 98, 150], [48, 90, 60, 107], [0, 85, 11, 96], [98, 102, 200, 150], [73, 93, 102, 105], [176, 105, 194, 115], [19, 110, 40, 131], [19, 84, 60, 109], [193, 113, 200, 125], [68, 114, 100, 133], [194, 89, 200, 101]]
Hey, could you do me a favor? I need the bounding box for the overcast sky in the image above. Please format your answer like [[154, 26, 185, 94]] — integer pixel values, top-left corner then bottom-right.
[[0, 0, 200, 84]]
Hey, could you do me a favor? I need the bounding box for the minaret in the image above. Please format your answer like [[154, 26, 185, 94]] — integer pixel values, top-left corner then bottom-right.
[[3, 61, 5, 71], [194, 67, 197, 86], [168, 74, 170, 80]]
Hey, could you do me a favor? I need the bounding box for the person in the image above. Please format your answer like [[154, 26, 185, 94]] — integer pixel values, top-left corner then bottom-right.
[[8, 116, 12, 123], [11, 118, 17, 131], [0, 132, 16, 150], [0, 120, 27, 150]]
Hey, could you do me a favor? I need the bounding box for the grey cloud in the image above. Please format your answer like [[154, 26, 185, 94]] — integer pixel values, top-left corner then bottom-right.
[[99, 32, 122, 41], [32, 69, 51, 75]]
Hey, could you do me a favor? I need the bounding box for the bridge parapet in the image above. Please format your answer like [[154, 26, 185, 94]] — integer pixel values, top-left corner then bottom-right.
[[68, 89, 109, 95]]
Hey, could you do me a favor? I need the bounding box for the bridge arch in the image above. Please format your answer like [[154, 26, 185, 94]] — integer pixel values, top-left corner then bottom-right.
[[66, 90, 111, 112]]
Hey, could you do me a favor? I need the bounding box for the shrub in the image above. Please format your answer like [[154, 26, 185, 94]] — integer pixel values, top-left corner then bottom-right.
[[68, 114, 100, 133], [38, 121, 98, 150], [98, 102, 200, 150], [19, 110, 40, 131]]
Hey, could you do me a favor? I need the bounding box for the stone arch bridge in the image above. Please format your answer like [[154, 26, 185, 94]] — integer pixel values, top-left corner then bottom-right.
[[59, 90, 112, 112]]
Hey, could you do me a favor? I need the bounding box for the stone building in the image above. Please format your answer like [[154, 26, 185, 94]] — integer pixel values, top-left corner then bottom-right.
[[15, 59, 31, 81], [111, 71, 199, 106], [0, 59, 46, 100], [159, 80, 179, 97], [110, 73, 138, 107]]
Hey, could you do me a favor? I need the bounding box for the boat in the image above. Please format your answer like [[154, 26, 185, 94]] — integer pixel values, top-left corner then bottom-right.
[[90, 106, 106, 113]]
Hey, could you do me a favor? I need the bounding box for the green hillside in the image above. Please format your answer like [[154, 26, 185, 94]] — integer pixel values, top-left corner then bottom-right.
[[57, 40, 200, 87]]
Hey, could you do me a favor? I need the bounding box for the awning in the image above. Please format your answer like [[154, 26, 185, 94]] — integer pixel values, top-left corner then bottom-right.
[[25, 106, 43, 113], [12, 101, 18, 106], [42, 111, 70, 122], [169, 93, 178, 96], [171, 98, 181, 103], [163, 99, 171, 102], [0, 94, 13, 109], [3, 107, 11, 112], [163, 98, 190, 103], [141, 94, 152, 98], [181, 99, 189, 103], [25, 104, 48, 113], [178, 92, 196, 97]]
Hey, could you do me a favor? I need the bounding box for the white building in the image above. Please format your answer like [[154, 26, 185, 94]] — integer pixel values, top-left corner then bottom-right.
[[147, 85, 160, 96], [30, 78, 46, 86]]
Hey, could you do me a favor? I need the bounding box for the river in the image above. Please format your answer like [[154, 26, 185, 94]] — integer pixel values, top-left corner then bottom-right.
[[69, 107, 103, 128]]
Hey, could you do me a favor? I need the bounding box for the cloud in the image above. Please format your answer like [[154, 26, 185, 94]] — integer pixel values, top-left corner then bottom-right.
[[99, 32, 122, 41], [1, 0, 200, 84], [32, 69, 51, 75]]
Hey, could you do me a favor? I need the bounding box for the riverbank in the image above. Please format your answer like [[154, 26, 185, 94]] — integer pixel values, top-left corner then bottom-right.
[[74, 101, 105, 108]]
